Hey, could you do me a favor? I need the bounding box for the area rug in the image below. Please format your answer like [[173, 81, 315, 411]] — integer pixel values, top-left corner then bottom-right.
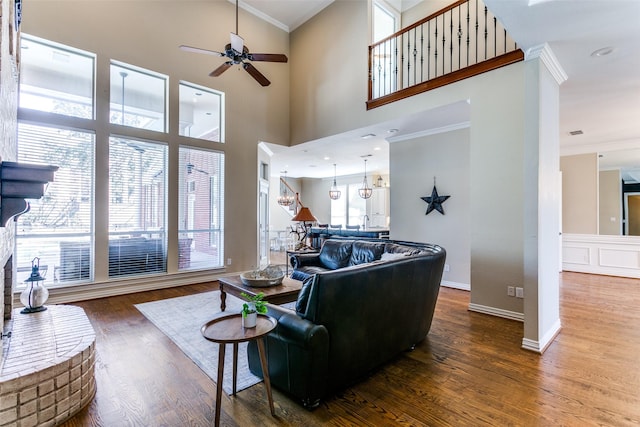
[[136, 291, 266, 394]]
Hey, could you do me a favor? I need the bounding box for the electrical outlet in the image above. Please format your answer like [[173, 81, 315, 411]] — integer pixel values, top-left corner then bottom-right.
[[227, 258, 232, 266], [444, 264, 450, 272], [507, 286, 515, 297], [516, 287, 524, 298]]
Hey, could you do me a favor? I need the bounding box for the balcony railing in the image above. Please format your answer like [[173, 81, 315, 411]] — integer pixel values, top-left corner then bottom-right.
[[367, 0, 523, 110]]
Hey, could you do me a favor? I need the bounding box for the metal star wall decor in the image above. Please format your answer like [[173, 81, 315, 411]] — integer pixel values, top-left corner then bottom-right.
[[421, 177, 450, 215]]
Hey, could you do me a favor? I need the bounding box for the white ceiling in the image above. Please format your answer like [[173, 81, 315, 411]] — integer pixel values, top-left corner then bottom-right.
[[244, 0, 640, 179]]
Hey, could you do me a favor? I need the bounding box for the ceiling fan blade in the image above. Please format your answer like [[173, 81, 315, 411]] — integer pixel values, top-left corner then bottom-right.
[[248, 53, 288, 63], [210, 62, 233, 77], [243, 62, 271, 87], [179, 45, 225, 57]]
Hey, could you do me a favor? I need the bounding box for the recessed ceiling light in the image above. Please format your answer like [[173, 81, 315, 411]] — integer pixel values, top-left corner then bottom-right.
[[591, 47, 615, 57], [387, 129, 399, 134], [361, 133, 376, 139], [323, 156, 330, 160], [373, 147, 381, 151], [569, 130, 583, 136], [195, 92, 203, 96]]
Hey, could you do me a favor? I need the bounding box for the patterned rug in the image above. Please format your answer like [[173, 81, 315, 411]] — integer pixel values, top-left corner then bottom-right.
[[136, 291, 269, 394]]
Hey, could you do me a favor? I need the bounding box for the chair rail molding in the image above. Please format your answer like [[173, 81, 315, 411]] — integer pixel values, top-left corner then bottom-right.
[[562, 233, 640, 278]]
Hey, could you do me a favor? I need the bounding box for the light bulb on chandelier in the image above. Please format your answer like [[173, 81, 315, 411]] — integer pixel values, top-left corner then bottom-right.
[[329, 163, 341, 200], [277, 171, 295, 207], [358, 159, 372, 199]]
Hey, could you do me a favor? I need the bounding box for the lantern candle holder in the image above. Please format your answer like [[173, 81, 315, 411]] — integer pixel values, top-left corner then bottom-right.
[[20, 257, 49, 314]]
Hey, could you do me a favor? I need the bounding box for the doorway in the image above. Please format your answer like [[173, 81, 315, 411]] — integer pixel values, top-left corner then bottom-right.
[[624, 193, 640, 236]]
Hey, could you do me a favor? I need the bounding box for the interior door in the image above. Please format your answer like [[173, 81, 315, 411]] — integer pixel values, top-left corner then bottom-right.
[[626, 194, 640, 236], [259, 179, 269, 267]]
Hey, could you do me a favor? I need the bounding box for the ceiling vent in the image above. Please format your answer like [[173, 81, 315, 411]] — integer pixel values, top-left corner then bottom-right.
[[569, 130, 584, 136]]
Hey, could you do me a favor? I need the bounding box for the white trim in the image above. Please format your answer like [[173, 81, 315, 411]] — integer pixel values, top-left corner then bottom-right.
[[235, 0, 290, 32], [233, 0, 334, 33], [468, 303, 524, 322], [387, 121, 470, 143], [525, 43, 568, 85], [562, 233, 640, 278], [441, 280, 470, 291], [560, 137, 640, 157], [521, 319, 562, 353], [19, 269, 234, 306]]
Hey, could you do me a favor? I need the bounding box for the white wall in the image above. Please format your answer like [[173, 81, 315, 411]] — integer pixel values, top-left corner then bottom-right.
[[290, 0, 563, 351], [599, 169, 622, 235], [560, 153, 598, 234], [390, 128, 470, 289]]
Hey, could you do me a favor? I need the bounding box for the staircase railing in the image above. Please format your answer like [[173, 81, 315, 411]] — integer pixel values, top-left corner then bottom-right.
[[367, 0, 523, 110]]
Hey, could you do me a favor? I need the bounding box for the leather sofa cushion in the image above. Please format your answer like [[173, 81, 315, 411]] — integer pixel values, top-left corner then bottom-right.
[[319, 240, 353, 270], [348, 240, 385, 266], [295, 275, 315, 314], [291, 265, 330, 281], [385, 242, 421, 255]]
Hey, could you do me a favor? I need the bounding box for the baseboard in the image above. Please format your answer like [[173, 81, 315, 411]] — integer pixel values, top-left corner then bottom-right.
[[19, 269, 233, 306], [521, 319, 562, 353], [441, 280, 470, 291], [468, 303, 524, 322]]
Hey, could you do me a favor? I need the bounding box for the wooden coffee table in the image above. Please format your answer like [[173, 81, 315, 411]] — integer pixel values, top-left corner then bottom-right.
[[217, 275, 302, 312]]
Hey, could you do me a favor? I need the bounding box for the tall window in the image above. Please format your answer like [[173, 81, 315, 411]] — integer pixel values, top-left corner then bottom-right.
[[108, 138, 167, 277], [330, 184, 367, 228], [16, 124, 95, 286], [110, 62, 167, 132], [178, 147, 225, 270], [373, 1, 398, 43], [372, 1, 400, 97], [348, 183, 367, 226], [330, 184, 347, 226], [179, 82, 224, 142], [19, 34, 95, 119], [18, 34, 227, 289]]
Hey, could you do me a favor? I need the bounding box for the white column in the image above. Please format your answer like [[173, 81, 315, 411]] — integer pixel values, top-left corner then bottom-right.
[[522, 43, 567, 352]]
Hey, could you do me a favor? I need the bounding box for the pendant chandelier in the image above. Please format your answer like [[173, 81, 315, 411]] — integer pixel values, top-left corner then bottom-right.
[[329, 163, 341, 200], [358, 159, 373, 199], [277, 171, 295, 207]]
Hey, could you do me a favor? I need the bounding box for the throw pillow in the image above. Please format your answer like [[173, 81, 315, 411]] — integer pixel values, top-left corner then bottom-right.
[[380, 252, 408, 261]]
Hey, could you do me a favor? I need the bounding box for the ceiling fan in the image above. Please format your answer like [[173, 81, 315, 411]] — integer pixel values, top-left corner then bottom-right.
[[179, 0, 288, 87]]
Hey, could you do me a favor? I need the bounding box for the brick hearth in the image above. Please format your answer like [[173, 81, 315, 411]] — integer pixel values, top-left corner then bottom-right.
[[0, 305, 96, 426]]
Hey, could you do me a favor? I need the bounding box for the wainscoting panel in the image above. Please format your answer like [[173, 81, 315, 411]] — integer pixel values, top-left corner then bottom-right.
[[562, 234, 640, 278], [562, 246, 591, 265]]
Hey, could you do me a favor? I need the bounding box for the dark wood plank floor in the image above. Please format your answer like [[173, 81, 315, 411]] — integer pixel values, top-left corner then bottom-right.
[[60, 272, 640, 426]]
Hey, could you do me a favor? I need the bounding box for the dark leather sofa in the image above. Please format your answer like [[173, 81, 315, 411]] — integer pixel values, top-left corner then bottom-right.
[[247, 238, 446, 408]]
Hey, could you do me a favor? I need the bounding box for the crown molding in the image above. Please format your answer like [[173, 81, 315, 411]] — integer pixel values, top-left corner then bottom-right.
[[387, 121, 470, 143], [525, 43, 568, 85]]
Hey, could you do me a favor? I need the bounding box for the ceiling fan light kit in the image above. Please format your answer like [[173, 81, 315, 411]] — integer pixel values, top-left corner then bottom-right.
[[179, 0, 287, 86]]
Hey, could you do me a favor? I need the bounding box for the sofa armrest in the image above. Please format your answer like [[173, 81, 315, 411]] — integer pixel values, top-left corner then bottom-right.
[[290, 253, 322, 269], [248, 304, 330, 408], [264, 305, 327, 347]]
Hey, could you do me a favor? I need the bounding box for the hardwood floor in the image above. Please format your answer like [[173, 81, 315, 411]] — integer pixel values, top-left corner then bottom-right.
[[59, 272, 640, 426]]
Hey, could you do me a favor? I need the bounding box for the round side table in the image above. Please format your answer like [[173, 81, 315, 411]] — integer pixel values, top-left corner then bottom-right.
[[201, 313, 277, 427]]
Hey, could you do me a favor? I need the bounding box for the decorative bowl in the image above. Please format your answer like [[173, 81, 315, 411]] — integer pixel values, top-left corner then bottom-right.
[[240, 265, 285, 287]]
